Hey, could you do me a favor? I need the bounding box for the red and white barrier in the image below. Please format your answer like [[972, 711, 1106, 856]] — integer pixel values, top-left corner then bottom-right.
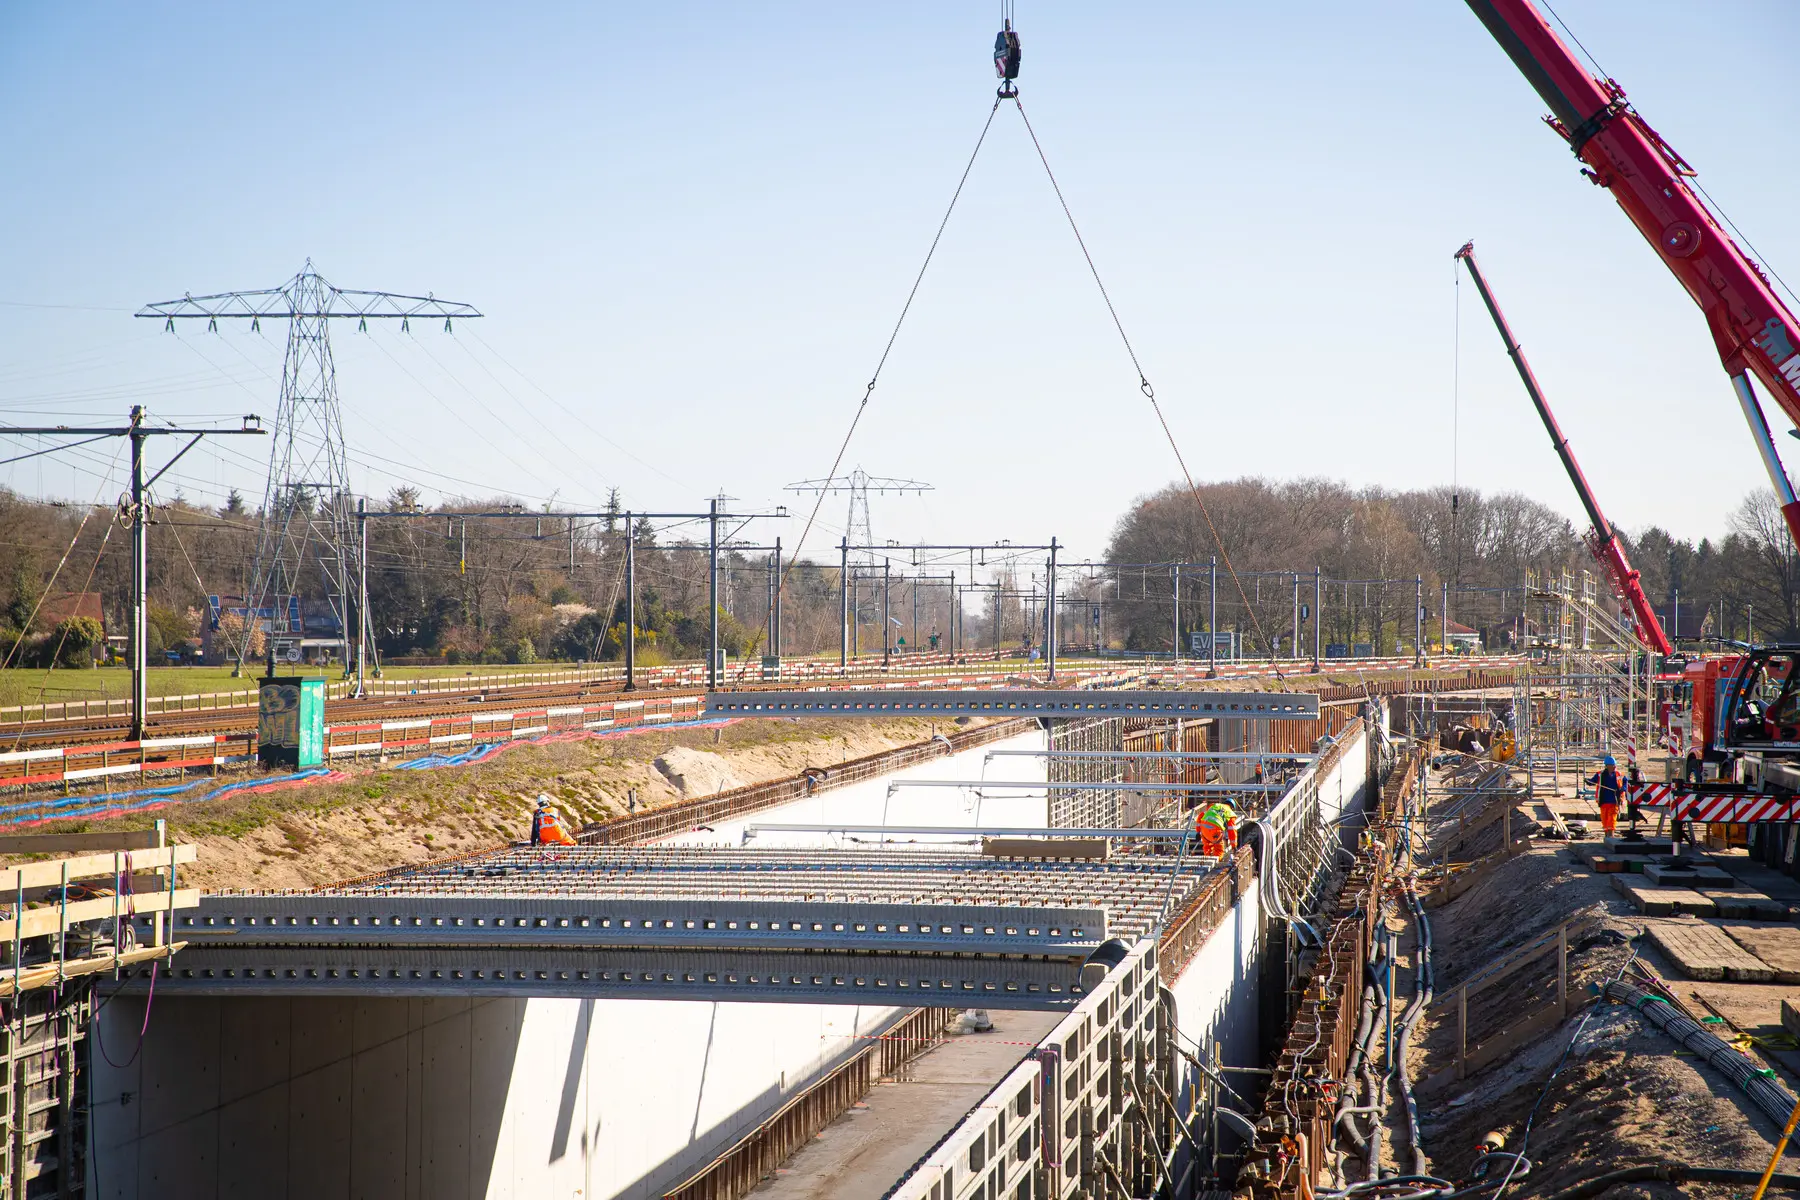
[[1628, 782, 1799, 823], [322, 693, 706, 759], [0, 734, 245, 790]]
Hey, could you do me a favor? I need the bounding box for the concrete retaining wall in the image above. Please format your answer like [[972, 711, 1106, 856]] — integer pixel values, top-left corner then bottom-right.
[[90, 729, 1049, 1199]]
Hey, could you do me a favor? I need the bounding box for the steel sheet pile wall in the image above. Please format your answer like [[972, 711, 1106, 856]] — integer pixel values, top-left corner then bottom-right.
[[885, 942, 1169, 1200], [1237, 747, 1421, 1200]]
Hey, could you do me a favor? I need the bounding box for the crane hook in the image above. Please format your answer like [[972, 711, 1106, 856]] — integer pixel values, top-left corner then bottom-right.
[[993, 18, 1020, 98]]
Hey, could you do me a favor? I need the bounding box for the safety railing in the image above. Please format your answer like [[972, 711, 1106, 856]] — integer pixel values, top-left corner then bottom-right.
[[885, 940, 1169, 1200], [663, 1006, 955, 1200]]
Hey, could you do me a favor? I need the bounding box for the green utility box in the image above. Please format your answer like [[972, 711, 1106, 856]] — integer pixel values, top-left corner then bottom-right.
[[258, 676, 325, 768]]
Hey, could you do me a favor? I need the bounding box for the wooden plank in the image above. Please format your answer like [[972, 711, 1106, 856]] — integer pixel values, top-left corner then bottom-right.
[[981, 837, 1110, 860], [1784, 999, 1799, 1038], [1645, 920, 1776, 982], [0, 889, 198, 942], [1610, 877, 1717, 918], [1720, 924, 1800, 985], [0, 830, 162, 855], [0, 845, 196, 894], [0, 941, 186, 997]]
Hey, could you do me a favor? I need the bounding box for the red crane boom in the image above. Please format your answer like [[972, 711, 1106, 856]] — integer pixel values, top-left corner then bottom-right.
[[1465, 0, 1800, 549], [1455, 242, 1672, 655]]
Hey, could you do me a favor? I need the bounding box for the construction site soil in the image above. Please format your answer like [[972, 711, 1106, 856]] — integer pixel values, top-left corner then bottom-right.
[[1391, 765, 1800, 1198], [25, 716, 968, 890]]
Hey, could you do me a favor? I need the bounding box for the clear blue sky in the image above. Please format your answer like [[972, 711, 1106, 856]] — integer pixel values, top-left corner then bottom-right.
[[1, 1, 1795, 563]]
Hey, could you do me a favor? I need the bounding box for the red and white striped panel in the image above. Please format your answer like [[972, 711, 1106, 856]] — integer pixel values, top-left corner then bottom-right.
[[1670, 793, 1800, 822], [1632, 781, 1799, 821]]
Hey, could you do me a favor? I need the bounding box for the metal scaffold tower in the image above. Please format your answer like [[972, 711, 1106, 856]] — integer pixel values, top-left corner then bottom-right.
[[1515, 568, 1654, 797], [138, 264, 481, 674]]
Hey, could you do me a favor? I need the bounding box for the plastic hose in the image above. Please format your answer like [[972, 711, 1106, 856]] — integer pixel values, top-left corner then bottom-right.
[[1606, 980, 1799, 1129], [1335, 971, 1382, 1159], [1537, 1163, 1800, 1200], [1395, 879, 1434, 1177]]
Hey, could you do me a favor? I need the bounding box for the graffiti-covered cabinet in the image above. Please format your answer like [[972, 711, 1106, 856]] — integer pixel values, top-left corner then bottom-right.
[[258, 676, 325, 768]]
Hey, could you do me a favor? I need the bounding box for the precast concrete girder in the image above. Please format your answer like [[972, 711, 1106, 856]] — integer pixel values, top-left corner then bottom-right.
[[706, 689, 1319, 720], [167, 895, 1109, 957], [119, 944, 1104, 1009]]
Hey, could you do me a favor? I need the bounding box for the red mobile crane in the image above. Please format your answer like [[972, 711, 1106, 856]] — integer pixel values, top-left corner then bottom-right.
[[1453, 242, 1672, 656], [1468, 2, 1800, 841], [1465, 0, 1800, 552]]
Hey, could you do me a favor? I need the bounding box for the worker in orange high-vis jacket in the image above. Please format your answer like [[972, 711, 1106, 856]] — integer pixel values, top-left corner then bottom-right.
[[531, 795, 577, 846], [1196, 800, 1238, 858], [1585, 756, 1622, 837]]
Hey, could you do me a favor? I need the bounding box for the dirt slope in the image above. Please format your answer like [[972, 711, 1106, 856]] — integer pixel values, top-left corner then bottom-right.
[[1406, 776, 1798, 1198], [52, 716, 963, 890]]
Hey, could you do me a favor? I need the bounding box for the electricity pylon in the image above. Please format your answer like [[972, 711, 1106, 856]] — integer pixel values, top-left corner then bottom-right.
[[785, 467, 932, 565], [139, 262, 480, 675]]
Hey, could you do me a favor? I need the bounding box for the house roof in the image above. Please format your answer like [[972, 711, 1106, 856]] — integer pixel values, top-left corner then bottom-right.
[[35, 592, 103, 628], [1444, 619, 1480, 637]]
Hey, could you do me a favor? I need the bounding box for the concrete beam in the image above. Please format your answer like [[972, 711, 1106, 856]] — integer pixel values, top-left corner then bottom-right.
[[120, 945, 1103, 1009], [706, 689, 1319, 720]]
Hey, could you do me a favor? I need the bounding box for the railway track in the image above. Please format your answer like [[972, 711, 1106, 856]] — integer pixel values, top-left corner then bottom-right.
[[1, 658, 1525, 753]]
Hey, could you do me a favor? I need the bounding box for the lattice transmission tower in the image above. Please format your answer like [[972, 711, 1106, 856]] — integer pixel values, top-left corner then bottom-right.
[[139, 263, 480, 673], [785, 467, 932, 563]]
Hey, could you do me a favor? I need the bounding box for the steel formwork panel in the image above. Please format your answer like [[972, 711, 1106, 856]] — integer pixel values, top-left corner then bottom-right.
[[705, 690, 1319, 720]]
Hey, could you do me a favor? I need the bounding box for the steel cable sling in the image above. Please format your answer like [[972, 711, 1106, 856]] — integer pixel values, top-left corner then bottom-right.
[[763, 98, 1006, 634], [1004, 90, 1287, 673], [777, 14, 1286, 681]]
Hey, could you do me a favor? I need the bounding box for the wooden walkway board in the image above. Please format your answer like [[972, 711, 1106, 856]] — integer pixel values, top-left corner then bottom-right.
[[1721, 924, 1800, 984], [1612, 876, 1718, 917], [1646, 920, 1776, 982]]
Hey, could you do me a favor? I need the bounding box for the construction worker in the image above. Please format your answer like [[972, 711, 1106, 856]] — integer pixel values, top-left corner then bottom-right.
[[530, 795, 576, 846], [1196, 800, 1239, 858], [1586, 756, 1622, 837]]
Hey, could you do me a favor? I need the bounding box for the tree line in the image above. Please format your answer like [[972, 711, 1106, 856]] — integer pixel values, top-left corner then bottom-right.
[[1099, 479, 1800, 654], [0, 477, 1794, 670]]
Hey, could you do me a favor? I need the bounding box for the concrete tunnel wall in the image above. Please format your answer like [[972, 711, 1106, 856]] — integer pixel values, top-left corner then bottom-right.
[[90, 728, 1051, 1200]]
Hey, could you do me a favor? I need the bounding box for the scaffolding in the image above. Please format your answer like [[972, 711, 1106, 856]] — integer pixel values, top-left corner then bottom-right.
[[0, 826, 196, 1197], [1514, 569, 1654, 799]]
